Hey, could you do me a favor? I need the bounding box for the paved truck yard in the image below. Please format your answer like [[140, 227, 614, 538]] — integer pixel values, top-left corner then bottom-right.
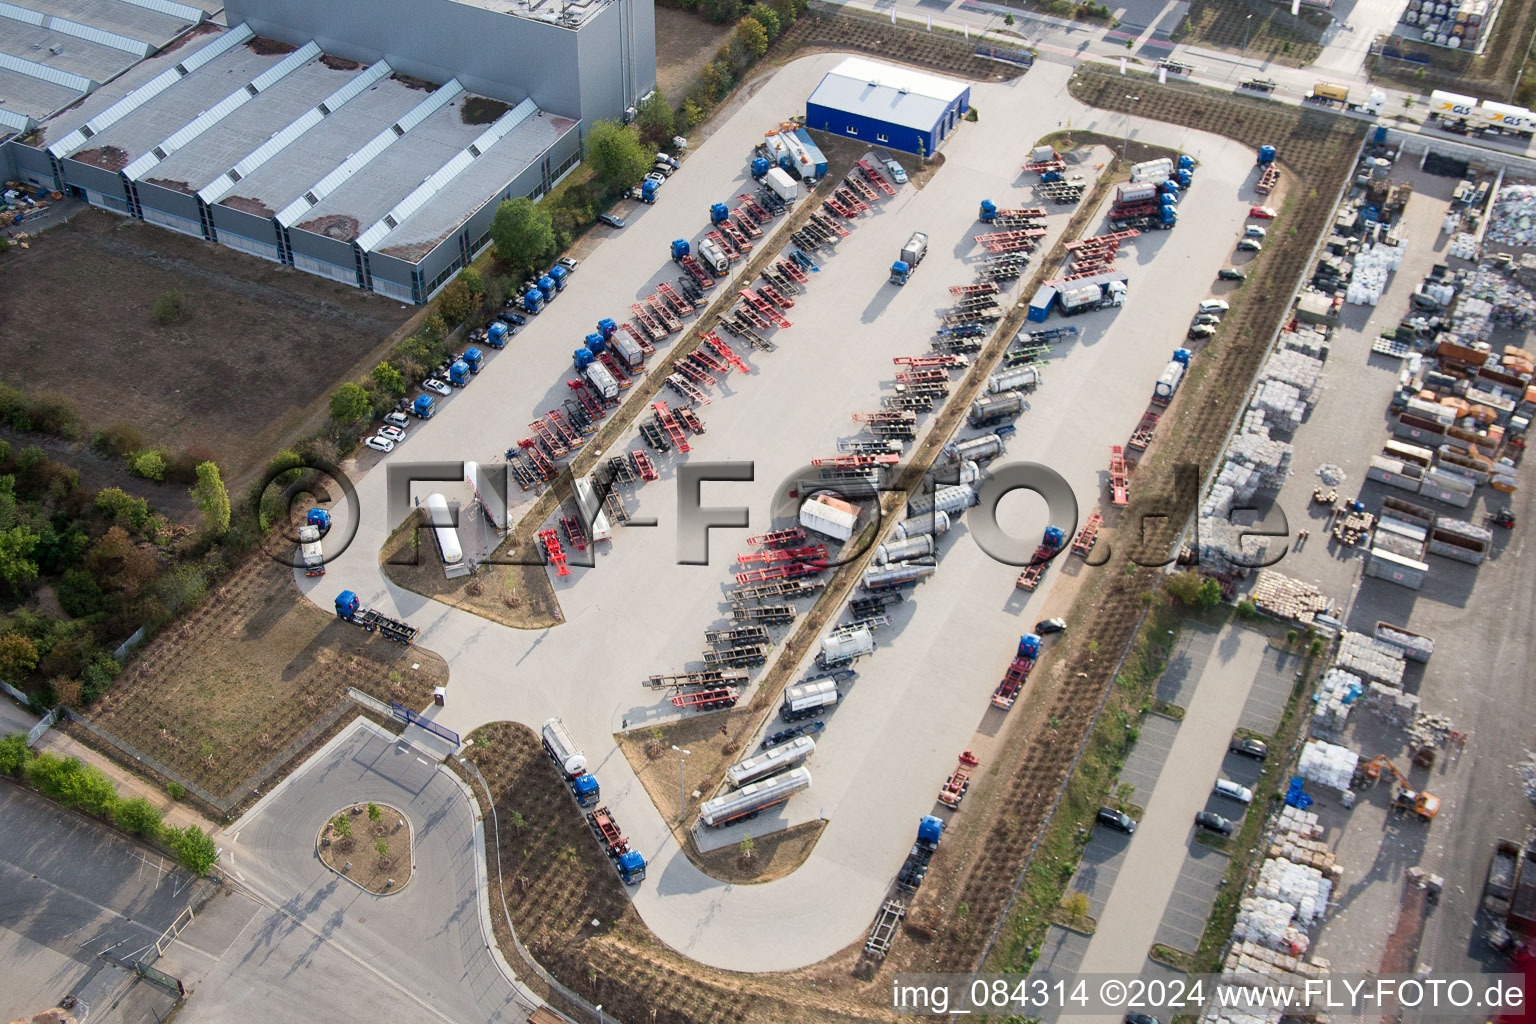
[[8, 6, 1536, 1021]]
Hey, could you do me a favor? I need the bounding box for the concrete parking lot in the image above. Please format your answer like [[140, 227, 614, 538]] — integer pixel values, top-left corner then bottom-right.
[[295, 52, 1312, 971], [0, 785, 211, 1024]]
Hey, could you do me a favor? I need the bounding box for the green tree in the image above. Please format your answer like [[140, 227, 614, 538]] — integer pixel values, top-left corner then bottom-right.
[[489, 197, 557, 278], [700, 61, 733, 101], [584, 119, 651, 191], [0, 633, 39, 681], [367, 801, 382, 823], [458, 266, 484, 298], [152, 289, 187, 325], [0, 525, 41, 594], [1062, 891, 1091, 921], [329, 382, 372, 424], [166, 781, 186, 801], [113, 796, 163, 837], [95, 488, 151, 533], [0, 732, 31, 777], [422, 314, 447, 342], [129, 450, 166, 481], [747, 2, 781, 38], [374, 838, 389, 859], [636, 91, 675, 148], [681, 98, 706, 130], [1195, 577, 1223, 607], [190, 461, 230, 537], [1005, 11, 1015, 24], [704, 0, 742, 23], [1164, 568, 1209, 605], [510, 810, 526, 834], [332, 812, 353, 841], [371, 362, 408, 399], [162, 824, 219, 875], [437, 279, 476, 325], [739, 832, 754, 862], [735, 15, 769, 58]]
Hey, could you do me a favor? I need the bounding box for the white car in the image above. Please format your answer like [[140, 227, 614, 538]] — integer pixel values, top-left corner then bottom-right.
[[383, 411, 410, 429], [378, 425, 405, 442], [884, 158, 908, 184], [364, 436, 396, 453], [422, 378, 451, 396], [556, 256, 579, 272], [1198, 299, 1230, 314], [1213, 778, 1253, 804], [644, 171, 666, 186], [1244, 225, 1268, 239]]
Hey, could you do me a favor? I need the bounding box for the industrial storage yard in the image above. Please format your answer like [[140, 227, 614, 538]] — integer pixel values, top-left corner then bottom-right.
[[2, 0, 1535, 1021]]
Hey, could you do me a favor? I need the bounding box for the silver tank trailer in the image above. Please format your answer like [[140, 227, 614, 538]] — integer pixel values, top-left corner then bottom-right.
[[892, 510, 951, 540], [874, 534, 936, 565]]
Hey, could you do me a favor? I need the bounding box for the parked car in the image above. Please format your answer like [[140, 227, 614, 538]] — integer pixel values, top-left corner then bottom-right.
[[1035, 617, 1067, 635], [364, 436, 396, 453], [382, 411, 410, 430], [1188, 324, 1216, 341], [598, 212, 625, 228], [1096, 807, 1136, 834], [1218, 268, 1247, 282], [421, 378, 451, 397], [1193, 313, 1222, 325], [651, 161, 675, 177], [1230, 735, 1269, 760], [1237, 238, 1263, 253], [556, 256, 579, 272], [499, 305, 528, 325], [1244, 225, 1268, 239], [1249, 205, 1278, 219], [377, 425, 405, 442], [1195, 811, 1234, 836], [885, 158, 908, 184], [1213, 778, 1254, 804], [654, 151, 679, 169], [644, 171, 666, 186], [1198, 299, 1229, 314]]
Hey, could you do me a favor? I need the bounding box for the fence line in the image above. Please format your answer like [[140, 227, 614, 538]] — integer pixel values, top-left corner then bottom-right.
[[65, 711, 226, 810], [26, 708, 58, 747], [346, 687, 393, 718], [1, 679, 30, 707]]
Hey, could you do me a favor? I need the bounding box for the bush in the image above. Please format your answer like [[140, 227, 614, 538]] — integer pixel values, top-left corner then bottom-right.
[[0, 732, 31, 776], [490, 198, 557, 279], [0, 386, 81, 439], [95, 488, 152, 534], [1236, 596, 1258, 619], [437, 279, 476, 325], [329, 382, 372, 425], [128, 449, 167, 481], [25, 752, 118, 817], [747, 1, 780, 38], [56, 568, 108, 618], [0, 632, 41, 681], [371, 362, 408, 399], [162, 823, 218, 874], [92, 423, 145, 459], [78, 654, 120, 704], [166, 780, 186, 801], [458, 266, 484, 298], [113, 796, 163, 837], [152, 289, 188, 325]]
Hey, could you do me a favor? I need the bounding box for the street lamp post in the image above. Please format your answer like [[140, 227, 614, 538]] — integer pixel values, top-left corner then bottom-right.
[[1241, 13, 1253, 56], [1123, 96, 1139, 161], [596, 1004, 604, 1024], [671, 745, 691, 826]]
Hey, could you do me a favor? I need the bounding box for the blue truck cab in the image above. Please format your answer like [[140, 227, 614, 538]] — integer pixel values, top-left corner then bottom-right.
[[1019, 633, 1042, 659], [485, 321, 508, 348], [616, 849, 646, 885], [448, 360, 471, 387], [751, 156, 770, 178], [521, 288, 544, 314], [890, 260, 912, 286], [670, 238, 691, 261], [1043, 525, 1066, 550], [978, 199, 998, 223], [710, 202, 730, 224], [597, 317, 618, 339], [411, 394, 436, 419], [571, 772, 600, 807], [917, 815, 944, 848], [547, 265, 568, 292], [335, 590, 361, 620], [639, 179, 660, 204], [462, 347, 483, 373], [307, 508, 332, 534]]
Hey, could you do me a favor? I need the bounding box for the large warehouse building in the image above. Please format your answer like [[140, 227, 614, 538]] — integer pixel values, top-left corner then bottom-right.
[[805, 57, 969, 157], [2, 0, 655, 304]]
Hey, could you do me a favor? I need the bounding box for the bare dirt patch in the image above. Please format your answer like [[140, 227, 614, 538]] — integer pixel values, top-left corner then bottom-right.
[[1169, 0, 1326, 67], [655, 6, 736, 102], [0, 209, 411, 487], [319, 802, 413, 894], [379, 509, 562, 629], [84, 553, 444, 801], [692, 819, 827, 883]]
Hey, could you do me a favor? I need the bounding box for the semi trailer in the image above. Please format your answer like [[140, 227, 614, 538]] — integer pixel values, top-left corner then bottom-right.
[[541, 717, 601, 806], [698, 766, 811, 827]]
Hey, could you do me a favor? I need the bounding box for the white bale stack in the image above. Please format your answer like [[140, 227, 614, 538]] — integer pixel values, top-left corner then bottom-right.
[[1312, 667, 1361, 736], [1256, 857, 1333, 927], [1274, 805, 1324, 842], [1448, 232, 1478, 260], [1346, 244, 1403, 305], [1335, 630, 1406, 686], [1233, 897, 1309, 952], [1297, 740, 1359, 790]]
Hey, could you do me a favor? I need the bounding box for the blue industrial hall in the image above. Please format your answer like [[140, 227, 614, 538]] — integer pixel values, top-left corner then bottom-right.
[[805, 57, 970, 157]]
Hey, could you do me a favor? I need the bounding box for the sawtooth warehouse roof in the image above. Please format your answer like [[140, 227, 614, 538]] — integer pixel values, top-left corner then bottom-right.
[[28, 23, 577, 267], [806, 57, 968, 133], [0, 0, 218, 132]]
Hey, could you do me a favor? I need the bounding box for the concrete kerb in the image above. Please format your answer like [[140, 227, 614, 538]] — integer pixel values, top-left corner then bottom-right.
[[314, 802, 416, 896], [224, 717, 387, 839], [453, 755, 611, 1024], [435, 761, 550, 1019]]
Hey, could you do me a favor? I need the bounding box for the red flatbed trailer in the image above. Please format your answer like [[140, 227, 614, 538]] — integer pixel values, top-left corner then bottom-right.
[[652, 402, 691, 452], [1071, 513, 1103, 557], [679, 255, 715, 289], [736, 544, 828, 566], [657, 281, 693, 316], [992, 654, 1036, 709], [1256, 165, 1279, 195], [566, 379, 606, 420], [1016, 535, 1064, 590], [702, 332, 749, 374], [776, 258, 808, 283], [938, 750, 980, 808], [1129, 410, 1160, 450], [529, 418, 568, 458], [844, 175, 878, 203], [586, 806, 628, 855], [740, 289, 792, 329], [857, 159, 896, 195], [732, 211, 762, 238], [707, 229, 742, 261], [737, 194, 772, 222], [629, 449, 657, 481], [538, 529, 570, 577], [1109, 445, 1129, 507], [630, 304, 666, 341], [670, 686, 741, 711], [758, 281, 794, 310], [975, 229, 1046, 254], [747, 527, 807, 547], [561, 516, 588, 551]]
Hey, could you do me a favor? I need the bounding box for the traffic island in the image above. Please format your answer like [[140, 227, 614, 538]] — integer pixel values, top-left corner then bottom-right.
[[318, 802, 414, 895]]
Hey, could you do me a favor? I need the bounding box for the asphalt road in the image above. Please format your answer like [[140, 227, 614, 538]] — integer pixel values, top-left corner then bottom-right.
[[0, 784, 210, 1024], [293, 53, 1285, 972], [206, 722, 536, 1024]]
